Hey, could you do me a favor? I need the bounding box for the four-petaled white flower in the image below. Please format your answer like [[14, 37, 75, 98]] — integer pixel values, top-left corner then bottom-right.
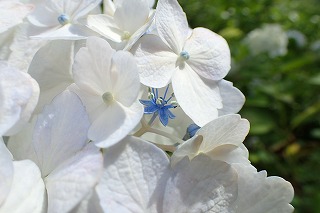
[[27, 0, 101, 40], [69, 36, 144, 148], [87, 0, 155, 50], [133, 0, 241, 126]]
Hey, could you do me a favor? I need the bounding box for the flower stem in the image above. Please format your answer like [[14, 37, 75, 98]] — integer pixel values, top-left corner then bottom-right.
[[132, 116, 184, 150]]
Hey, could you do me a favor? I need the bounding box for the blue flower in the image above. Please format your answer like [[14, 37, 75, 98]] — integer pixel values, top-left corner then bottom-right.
[[139, 85, 177, 126]]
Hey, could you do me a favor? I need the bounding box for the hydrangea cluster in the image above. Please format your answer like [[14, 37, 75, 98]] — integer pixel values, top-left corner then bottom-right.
[[0, 0, 294, 212], [244, 24, 289, 57]]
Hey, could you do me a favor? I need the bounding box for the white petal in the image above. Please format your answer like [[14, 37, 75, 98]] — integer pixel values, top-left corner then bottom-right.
[[164, 155, 237, 213], [45, 143, 103, 213], [61, 0, 102, 20], [113, 0, 150, 33], [0, 63, 39, 136], [197, 114, 250, 152], [232, 164, 294, 213], [172, 65, 222, 126], [103, 0, 115, 16], [27, 2, 59, 27], [73, 36, 115, 94], [170, 135, 203, 167], [0, 1, 33, 33], [0, 28, 15, 60], [32, 90, 90, 177], [68, 84, 105, 122], [0, 160, 45, 213], [185, 28, 231, 81], [132, 34, 177, 88], [7, 22, 46, 72], [87, 14, 123, 42], [218, 80, 245, 116], [90, 101, 144, 148], [123, 10, 155, 51], [0, 139, 13, 206], [96, 136, 170, 213], [28, 40, 75, 113], [69, 190, 104, 213], [111, 51, 140, 107], [155, 0, 190, 53], [205, 144, 250, 165], [7, 118, 38, 163], [31, 24, 90, 40]]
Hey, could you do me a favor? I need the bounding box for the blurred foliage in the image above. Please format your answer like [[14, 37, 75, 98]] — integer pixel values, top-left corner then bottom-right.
[[179, 0, 320, 212]]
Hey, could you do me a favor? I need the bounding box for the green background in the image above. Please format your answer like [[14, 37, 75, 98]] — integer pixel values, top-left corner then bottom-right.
[[179, 0, 320, 212]]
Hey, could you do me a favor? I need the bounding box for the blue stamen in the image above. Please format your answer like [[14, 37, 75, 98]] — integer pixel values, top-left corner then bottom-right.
[[163, 85, 169, 99], [156, 88, 159, 99], [139, 85, 177, 126]]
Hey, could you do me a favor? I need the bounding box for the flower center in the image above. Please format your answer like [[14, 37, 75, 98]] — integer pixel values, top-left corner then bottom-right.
[[156, 97, 165, 107], [179, 51, 190, 60], [139, 85, 178, 126], [102, 92, 114, 105], [57, 14, 70, 26], [121, 31, 131, 41]]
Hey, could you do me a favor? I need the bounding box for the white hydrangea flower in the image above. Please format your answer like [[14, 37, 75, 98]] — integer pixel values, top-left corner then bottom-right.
[[27, 0, 102, 40], [245, 24, 288, 57], [0, 62, 39, 136], [133, 0, 240, 126], [0, 1, 33, 34], [7, 90, 103, 213], [87, 0, 155, 50], [69, 36, 144, 148]]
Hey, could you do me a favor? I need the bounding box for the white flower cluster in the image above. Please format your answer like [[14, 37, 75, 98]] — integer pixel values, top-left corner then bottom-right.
[[244, 24, 289, 58], [0, 0, 294, 212]]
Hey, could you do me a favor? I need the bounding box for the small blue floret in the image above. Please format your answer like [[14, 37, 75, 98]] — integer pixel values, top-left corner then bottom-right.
[[58, 14, 70, 25], [187, 123, 200, 138], [139, 85, 176, 126]]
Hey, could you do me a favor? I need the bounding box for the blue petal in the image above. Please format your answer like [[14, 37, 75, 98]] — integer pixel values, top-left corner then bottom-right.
[[187, 123, 200, 137], [139, 99, 154, 106], [161, 105, 175, 119], [166, 109, 176, 119], [163, 104, 175, 109], [159, 109, 169, 126], [144, 105, 159, 114]]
